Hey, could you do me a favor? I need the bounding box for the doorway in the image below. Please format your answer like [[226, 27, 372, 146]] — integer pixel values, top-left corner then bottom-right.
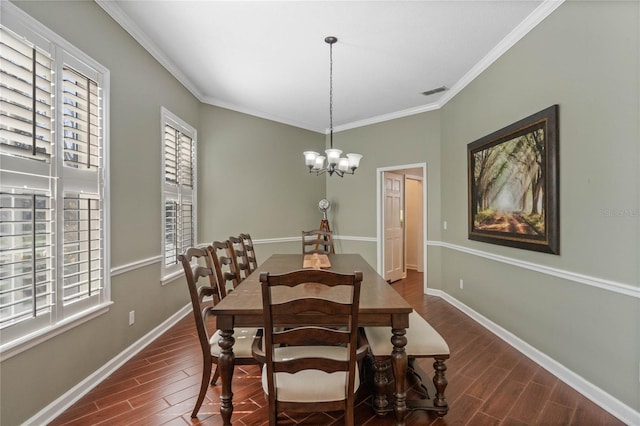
[[377, 163, 427, 287]]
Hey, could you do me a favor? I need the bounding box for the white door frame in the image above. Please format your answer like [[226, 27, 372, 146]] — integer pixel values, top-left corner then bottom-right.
[[376, 162, 428, 290]]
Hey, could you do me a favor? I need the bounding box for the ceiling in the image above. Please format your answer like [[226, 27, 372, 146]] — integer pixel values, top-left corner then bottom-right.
[[97, 1, 562, 133]]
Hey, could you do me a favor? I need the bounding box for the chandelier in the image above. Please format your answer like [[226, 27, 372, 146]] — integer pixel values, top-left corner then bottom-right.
[[304, 36, 362, 177]]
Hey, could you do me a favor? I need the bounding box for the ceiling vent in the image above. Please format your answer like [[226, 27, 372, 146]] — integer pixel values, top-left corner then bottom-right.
[[421, 86, 448, 96]]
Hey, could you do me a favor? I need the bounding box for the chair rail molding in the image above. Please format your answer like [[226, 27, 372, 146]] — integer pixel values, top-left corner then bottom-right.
[[428, 240, 640, 299]]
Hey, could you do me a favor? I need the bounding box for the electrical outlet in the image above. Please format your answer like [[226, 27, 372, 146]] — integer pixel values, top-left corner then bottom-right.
[[443, 221, 448, 230], [459, 279, 464, 289], [129, 310, 135, 326]]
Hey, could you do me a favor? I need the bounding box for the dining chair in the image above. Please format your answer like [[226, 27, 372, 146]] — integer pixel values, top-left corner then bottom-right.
[[208, 240, 242, 298], [301, 229, 335, 254], [252, 269, 366, 426], [229, 235, 251, 281], [362, 311, 450, 417], [239, 233, 258, 273], [178, 247, 261, 418]]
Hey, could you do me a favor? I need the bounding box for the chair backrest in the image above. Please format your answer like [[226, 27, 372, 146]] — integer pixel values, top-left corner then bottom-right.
[[259, 269, 363, 416], [208, 240, 241, 298], [301, 229, 334, 254], [229, 235, 251, 281], [239, 233, 258, 273], [178, 247, 221, 356]]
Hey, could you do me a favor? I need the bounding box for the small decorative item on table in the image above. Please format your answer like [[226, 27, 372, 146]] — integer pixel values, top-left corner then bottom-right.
[[303, 253, 331, 269]]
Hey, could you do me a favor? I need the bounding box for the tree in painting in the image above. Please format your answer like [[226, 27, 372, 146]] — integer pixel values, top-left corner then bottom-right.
[[473, 126, 545, 236]]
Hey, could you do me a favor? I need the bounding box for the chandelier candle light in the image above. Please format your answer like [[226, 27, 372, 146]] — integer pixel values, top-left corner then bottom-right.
[[304, 36, 362, 177]]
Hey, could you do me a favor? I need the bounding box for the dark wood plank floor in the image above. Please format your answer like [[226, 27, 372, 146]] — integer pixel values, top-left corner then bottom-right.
[[50, 270, 624, 425]]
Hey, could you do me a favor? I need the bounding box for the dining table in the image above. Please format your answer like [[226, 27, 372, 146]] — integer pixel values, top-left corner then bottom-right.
[[210, 253, 414, 426]]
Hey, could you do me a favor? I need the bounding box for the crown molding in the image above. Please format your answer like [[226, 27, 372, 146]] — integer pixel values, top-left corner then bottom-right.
[[200, 96, 324, 133], [436, 0, 565, 108], [95, 0, 204, 101], [97, 0, 565, 133], [332, 102, 440, 133]]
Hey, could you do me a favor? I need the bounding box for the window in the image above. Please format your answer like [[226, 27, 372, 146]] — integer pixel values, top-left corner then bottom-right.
[[161, 108, 196, 282], [0, 3, 110, 357]]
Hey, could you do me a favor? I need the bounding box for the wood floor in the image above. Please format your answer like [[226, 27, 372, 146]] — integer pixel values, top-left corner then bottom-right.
[[50, 270, 624, 426]]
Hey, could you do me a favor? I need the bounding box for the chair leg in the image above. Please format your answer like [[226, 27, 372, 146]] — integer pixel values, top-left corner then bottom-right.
[[211, 365, 220, 385], [433, 357, 448, 416], [371, 357, 391, 416], [345, 402, 355, 426], [192, 360, 213, 418]]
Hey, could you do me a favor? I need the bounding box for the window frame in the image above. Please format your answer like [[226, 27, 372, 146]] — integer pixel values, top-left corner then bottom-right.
[[0, 2, 111, 361], [160, 107, 197, 284]]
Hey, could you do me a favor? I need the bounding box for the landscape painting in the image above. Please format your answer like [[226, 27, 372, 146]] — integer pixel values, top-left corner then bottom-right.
[[467, 105, 559, 254]]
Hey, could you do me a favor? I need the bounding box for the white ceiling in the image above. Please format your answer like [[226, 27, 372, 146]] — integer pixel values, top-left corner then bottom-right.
[[97, 1, 562, 133]]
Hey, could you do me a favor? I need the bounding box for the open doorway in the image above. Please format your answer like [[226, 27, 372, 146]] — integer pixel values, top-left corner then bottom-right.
[[376, 163, 427, 288]]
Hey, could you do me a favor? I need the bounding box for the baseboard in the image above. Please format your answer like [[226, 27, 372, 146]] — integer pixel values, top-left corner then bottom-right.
[[425, 288, 640, 425], [25, 304, 192, 426]]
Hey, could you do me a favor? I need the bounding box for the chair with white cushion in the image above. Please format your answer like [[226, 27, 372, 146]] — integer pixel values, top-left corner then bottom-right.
[[178, 247, 261, 418], [363, 311, 449, 417], [252, 269, 366, 425]]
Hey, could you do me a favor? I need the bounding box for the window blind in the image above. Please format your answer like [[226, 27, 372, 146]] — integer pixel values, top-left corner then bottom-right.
[[0, 27, 52, 161], [0, 6, 109, 351], [63, 193, 102, 304], [161, 115, 196, 274], [62, 66, 100, 169], [0, 191, 53, 329]]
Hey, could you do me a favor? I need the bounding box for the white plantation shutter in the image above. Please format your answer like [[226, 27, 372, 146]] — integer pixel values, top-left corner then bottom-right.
[[63, 193, 102, 304], [161, 109, 196, 279], [0, 191, 54, 328], [0, 2, 110, 354], [0, 27, 52, 161], [62, 67, 100, 169]]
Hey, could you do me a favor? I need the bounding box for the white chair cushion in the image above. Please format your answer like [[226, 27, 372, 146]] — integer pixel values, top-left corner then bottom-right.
[[261, 346, 360, 403], [210, 327, 260, 358], [364, 311, 449, 357]]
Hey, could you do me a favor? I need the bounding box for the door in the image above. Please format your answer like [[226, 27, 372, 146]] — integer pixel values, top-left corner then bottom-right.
[[383, 172, 405, 282], [405, 177, 424, 272]]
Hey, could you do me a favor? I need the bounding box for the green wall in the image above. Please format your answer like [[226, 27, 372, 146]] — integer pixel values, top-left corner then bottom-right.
[[197, 104, 324, 244], [439, 0, 639, 411]]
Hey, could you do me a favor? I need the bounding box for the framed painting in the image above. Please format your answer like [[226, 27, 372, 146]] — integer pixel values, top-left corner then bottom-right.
[[467, 105, 559, 254]]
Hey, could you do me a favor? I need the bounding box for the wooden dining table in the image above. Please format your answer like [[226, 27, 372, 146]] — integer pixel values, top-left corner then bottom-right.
[[210, 253, 414, 425]]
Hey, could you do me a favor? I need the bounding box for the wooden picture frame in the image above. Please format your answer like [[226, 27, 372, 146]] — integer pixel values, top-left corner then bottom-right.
[[467, 105, 559, 254]]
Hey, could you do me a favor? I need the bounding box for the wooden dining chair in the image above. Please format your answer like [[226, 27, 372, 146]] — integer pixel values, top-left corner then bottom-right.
[[208, 240, 242, 298], [301, 229, 335, 254], [178, 247, 261, 418], [362, 311, 450, 417], [252, 269, 366, 426], [229, 235, 251, 281], [239, 233, 258, 273]]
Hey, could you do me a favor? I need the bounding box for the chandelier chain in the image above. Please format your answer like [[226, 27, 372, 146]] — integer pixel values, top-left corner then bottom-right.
[[329, 39, 333, 148]]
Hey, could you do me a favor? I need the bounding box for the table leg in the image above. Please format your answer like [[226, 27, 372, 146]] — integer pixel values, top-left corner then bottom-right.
[[391, 327, 408, 426], [218, 329, 235, 426]]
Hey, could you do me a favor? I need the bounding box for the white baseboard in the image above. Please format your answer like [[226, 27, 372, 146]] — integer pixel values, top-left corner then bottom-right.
[[25, 304, 192, 426], [425, 288, 640, 425]]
